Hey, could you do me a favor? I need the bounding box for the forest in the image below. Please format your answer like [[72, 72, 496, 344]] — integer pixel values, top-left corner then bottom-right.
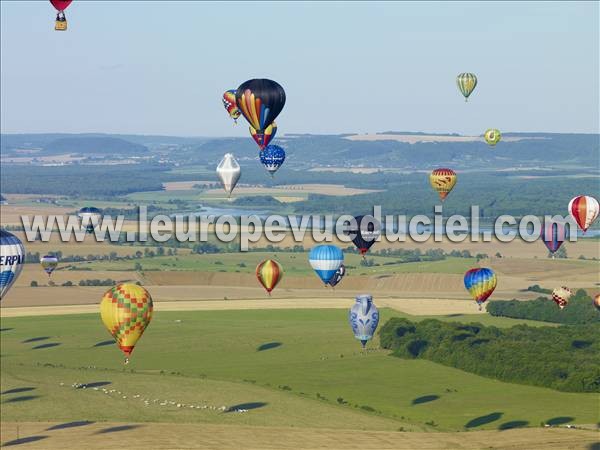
[[379, 316, 600, 393]]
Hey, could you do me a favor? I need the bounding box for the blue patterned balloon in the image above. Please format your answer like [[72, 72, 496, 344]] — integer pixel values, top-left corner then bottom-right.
[[0, 229, 25, 300], [308, 245, 343, 284], [349, 294, 379, 348], [259, 145, 285, 176]]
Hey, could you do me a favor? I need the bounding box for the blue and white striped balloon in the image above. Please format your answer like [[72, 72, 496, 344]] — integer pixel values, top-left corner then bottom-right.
[[0, 230, 25, 300], [308, 245, 343, 284], [348, 294, 379, 348]]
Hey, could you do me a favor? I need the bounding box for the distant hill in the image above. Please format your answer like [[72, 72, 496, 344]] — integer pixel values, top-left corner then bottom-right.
[[43, 136, 148, 155]]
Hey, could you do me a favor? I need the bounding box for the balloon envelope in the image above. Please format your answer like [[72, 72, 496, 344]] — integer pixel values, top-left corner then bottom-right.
[[464, 268, 497, 308], [100, 283, 153, 361], [0, 230, 25, 301], [222, 89, 241, 122], [552, 286, 573, 309], [347, 215, 381, 255], [40, 254, 59, 276], [309, 245, 343, 284], [50, 0, 72, 11], [484, 129, 501, 146], [216, 153, 241, 197], [259, 145, 285, 176], [236, 79, 286, 132], [250, 122, 277, 149], [348, 294, 379, 348], [568, 195, 599, 232], [540, 222, 568, 254], [456, 73, 477, 101], [593, 294, 600, 311], [78, 207, 102, 233], [429, 168, 457, 201], [256, 259, 283, 294], [328, 264, 346, 288]]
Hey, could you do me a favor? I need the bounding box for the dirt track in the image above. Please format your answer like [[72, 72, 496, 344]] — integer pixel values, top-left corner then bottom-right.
[[1, 421, 596, 450]]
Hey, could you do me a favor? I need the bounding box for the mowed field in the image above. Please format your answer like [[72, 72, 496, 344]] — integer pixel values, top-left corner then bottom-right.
[[1, 309, 598, 450]]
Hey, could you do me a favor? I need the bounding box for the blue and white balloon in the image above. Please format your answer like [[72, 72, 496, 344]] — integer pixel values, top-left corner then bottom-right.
[[78, 206, 102, 233], [259, 145, 285, 176], [348, 294, 379, 348], [0, 230, 25, 300], [308, 245, 343, 284]]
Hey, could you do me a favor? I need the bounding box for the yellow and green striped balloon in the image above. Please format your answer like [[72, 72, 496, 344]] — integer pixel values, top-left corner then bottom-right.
[[100, 283, 153, 363], [456, 73, 477, 101], [256, 259, 283, 295]]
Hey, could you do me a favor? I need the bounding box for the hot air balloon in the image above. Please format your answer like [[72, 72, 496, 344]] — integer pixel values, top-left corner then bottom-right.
[[0, 230, 25, 301], [250, 122, 277, 149], [346, 215, 381, 256], [348, 294, 379, 348], [50, 0, 72, 31], [236, 79, 286, 143], [222, 89, 241, 123], [328, 264, 346, 288], [216, 153, 241, 198], [429, 168, 457, 201], [40, 254, 59, 277], [309, 245, 343, 285], [568, 195, 599, 233], [78, 207, 102, 233], [484, 129, 501, 146], [551, 286, 573, 310], [259, 145, 285, 177], [256, 259, 283, 295], [593, 294, 600, 311], [464, 268, 497, 310], [100, 283, 153, 363], [540, 222, 568, 257], [456, 73, 477, 101]]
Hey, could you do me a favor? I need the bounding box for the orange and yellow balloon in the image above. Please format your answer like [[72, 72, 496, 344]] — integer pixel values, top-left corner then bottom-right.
[[593, 293, 600, 311], [429, 168, 457, 201], [100, 283, 153, 363], [256, 259, 283, 295]]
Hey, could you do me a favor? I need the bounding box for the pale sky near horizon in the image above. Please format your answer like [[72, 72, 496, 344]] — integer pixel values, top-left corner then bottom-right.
[[1, 1, 598, 137]]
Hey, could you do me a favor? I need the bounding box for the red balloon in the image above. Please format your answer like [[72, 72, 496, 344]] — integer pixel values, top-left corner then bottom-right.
[[50, 0, 72, 11]]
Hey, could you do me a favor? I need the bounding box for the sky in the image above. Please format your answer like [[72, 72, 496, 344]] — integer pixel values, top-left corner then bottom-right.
[[1, 1, 598, 137]]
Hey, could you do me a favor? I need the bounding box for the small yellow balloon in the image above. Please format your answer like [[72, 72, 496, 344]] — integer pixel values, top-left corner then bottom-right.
[[429, 168, 457, 201], [484, 129, 501, 146], [100, 283, 153, 362]]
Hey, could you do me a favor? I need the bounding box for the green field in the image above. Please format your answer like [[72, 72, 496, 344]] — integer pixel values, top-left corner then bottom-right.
[[1, 309, 596, 432], [72, 252, 476, 276]]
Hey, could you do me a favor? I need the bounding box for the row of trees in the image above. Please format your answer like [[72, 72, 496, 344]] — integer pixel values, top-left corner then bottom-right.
[[379, 317, 600, 393], [487, 290, 599, 324]]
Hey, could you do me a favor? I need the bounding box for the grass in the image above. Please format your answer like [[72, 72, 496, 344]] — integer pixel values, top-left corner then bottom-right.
[[71, 252, 476, 276], [1, 309, 596, 432]]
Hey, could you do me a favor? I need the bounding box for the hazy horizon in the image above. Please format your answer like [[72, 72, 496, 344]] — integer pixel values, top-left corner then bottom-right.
[[1, 1, 598, 136]]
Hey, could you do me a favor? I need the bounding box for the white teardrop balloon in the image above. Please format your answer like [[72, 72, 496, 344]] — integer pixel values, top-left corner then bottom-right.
[[216, 153, 241, 198]]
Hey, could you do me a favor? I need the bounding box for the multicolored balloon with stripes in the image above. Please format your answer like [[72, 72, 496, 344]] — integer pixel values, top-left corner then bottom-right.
[[568, 195, 599, 233], [309, 245, 344, 285], [456, 72, 477, 101], [464, 268, 497, 310], [100, 283, 153, 363], [40, 254, 59, 277], [429, 168, 457, 201], [250, 122, 277, 149], [0, 230, 25, 301], [256, 259, 283, 295], [540, 221, 568, 256], [222, 89, 241, 123]]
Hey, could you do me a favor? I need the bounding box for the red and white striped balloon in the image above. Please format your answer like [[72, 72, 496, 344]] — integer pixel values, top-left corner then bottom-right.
[[568, 195, 599, 232]]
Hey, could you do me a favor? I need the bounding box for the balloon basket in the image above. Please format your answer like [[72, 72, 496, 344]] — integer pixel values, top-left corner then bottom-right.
[[55, 20, 67, 31]]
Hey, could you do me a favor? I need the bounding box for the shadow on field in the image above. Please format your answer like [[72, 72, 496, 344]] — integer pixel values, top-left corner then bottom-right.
[[2, 395, 40, 403], [257, 342, 282, 352], [546, 416, 574, 426], [572, 340, 592, 349], [445, 314, 463, 318], [47, 421, 95, 431], [32, 343, 61, 350], [587, 443, 600, 450], [225, 402, 268, 413], [76, 381, 112, 389], [21, 336, 49, 343], [0, 328, 14, 332], [465, 412, 503, 428], [1, 387, 35, 395], [498, 420, 529, 430], [93, 340, 115, 347], [95, 425, 141, 434], [412, 395, 439, 405], [2, 435, 49, 446]]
